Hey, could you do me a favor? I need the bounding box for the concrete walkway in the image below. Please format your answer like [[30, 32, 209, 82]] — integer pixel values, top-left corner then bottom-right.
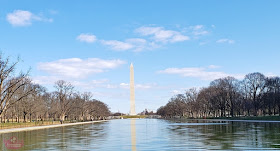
[[0, 120, 107, 134]]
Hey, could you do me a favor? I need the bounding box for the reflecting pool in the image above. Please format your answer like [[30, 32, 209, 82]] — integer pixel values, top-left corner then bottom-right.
[[1, 119, 280, 150]]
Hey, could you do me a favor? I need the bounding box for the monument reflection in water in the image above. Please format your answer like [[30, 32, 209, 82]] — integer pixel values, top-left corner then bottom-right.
[[130, 119, 137, 151]]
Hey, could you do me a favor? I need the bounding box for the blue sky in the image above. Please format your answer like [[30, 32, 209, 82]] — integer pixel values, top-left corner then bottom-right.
[[1, 0, 280, 113]]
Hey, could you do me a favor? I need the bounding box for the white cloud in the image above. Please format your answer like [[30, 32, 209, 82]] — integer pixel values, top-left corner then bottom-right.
[[193, 30, 209, 36], [193, 25, 204, 30], [124, 38, 146, 51], [135, 26, 161, 35], [7, 10, 52, 26], [208, 65, 221, 69], [265, 72, 278, 77], [171, 35, 190, 42], [136, 84, 155, 89], [135, 26, 190, 43], [33, 76, 157, 91], [33, 77, 115, 89], [33, 76, 110, 87], [100, 38, 159, 52], [83, 25, 215, 52], [32, 76, 60, 85], [126, 38, 160, 52], [71, 79, 113, 89], [158, 67, 244, 81], [171, 90, 181, 95], [191, 25, 209, 36], [37, 58, 126, 78], [76, 33, 97, 43], [81, 25, 215, 52], [7, 10, 32, 26], [119, 83, 157, 89], [125, 38, 147, 44], [100, 40, 134, 51], [99, 26, 189, 51], [119, 83, 129, 88], [69, 80, 157, 90], [216, 39, 235, 44]]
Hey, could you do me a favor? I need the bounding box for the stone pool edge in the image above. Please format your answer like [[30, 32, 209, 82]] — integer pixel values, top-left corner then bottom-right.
[[0, 120, 108, 134]]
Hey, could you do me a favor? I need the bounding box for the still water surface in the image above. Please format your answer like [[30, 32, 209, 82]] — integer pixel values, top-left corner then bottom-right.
[[1, 119, 280, 150]]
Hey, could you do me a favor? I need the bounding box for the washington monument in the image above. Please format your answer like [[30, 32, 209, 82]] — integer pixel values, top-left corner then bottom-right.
[[130, 63, 136, 115]]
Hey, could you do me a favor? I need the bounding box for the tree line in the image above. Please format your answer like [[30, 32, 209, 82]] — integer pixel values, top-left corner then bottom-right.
[[0, 54, 110, 123], [157, 73, 280, 118]]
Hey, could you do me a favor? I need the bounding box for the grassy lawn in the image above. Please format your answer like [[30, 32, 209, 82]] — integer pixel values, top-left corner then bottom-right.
[[0, 120, 74, 129], [121, 115, 147, 119], [207, 116, 280, 121]]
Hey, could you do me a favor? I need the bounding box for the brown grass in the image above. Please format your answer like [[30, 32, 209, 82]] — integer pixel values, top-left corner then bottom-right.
[[0, 121, 73, 129]]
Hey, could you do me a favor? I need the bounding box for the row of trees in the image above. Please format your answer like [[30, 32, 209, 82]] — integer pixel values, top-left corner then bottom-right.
[[0, 54, 110, 123], [157, 73, 280, 118]]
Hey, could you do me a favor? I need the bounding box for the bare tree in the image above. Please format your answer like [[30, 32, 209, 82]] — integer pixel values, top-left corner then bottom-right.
[[185, 88, 198, 117], [0, 55, 34, 122], [264, 77, 280, 115], [69, 92, 92, 121], [243, 72, 266, 116], [0, 54, 112, 123], [54, 80, 74, 122], [87, 100, 110, 120], [158, 73, 280, 118]]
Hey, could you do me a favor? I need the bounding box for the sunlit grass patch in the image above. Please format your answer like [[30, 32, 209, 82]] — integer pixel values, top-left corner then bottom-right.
[[121, 115, 147, 119]]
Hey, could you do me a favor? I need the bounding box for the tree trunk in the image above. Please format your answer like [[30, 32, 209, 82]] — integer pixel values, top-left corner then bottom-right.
[[30, 113, 32, 122], [23, 113, 27, 122], [60, 113, 65, 121]]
